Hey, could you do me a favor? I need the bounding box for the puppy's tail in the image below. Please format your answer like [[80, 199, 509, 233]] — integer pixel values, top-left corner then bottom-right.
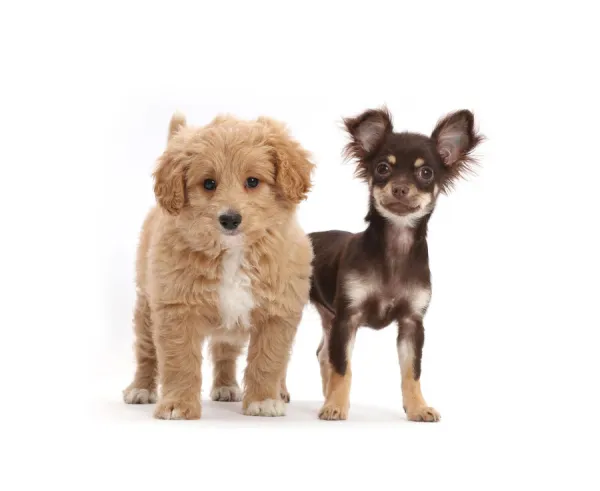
[[168, 111, 187, 141]]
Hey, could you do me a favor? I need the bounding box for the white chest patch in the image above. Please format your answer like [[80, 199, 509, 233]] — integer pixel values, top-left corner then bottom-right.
[[408, 286, 431, 314], [345, 272, 379, 309], [344, 271, 432, 320], [218, 245, 254, 329]]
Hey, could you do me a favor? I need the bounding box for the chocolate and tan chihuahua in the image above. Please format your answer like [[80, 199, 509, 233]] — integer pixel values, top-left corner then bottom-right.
[[309, 107, 483, 421]]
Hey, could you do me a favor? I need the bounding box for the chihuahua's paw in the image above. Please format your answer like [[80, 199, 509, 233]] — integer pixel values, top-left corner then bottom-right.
[[405, 406, 441, 422], [123, 387, 157, 404], [243, 398, 286, 417], [318, 403, 349, 421], [210, 385, 242, 402], [153, 398, 201, 420]]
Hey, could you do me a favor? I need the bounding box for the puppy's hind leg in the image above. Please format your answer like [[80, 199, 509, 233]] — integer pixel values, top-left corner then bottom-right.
[[210, 338, 245, 402], [123, 294, 158, 404]]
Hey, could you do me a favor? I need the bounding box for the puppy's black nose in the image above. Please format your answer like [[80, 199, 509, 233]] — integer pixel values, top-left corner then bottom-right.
[[219, 211, 242, 230], [392, 184, 410, 198]]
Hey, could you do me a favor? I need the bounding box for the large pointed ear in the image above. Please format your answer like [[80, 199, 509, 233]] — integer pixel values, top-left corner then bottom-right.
[[431, 110, 483, 186], [153, 113, 188, 215], [259, 117, 315, 204], [343, 107, 393, 180], [343, 107, 393, 160]]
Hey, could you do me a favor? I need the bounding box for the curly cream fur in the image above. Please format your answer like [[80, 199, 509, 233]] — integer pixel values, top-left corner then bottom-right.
[[123, 113, 314, 419]]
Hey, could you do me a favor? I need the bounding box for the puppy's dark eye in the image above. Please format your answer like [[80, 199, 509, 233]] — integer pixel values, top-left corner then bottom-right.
[[203, 179, 217, 191], [417, 167, 434, 182], [376, 163, 391, 175], [245, 177, 260, 189]]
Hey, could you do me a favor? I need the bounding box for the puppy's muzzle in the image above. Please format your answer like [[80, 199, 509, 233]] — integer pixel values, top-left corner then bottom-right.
[[219, 211, 242, 231]]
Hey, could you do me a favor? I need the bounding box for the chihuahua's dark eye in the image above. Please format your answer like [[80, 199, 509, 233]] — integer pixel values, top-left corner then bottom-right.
[[376, 163, 391, 176], [417, 166, 434, 182], [203, 179, 217, 191], [245, 177, 260, 188]]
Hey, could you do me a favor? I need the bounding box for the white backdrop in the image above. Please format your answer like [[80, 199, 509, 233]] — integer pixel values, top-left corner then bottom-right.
[[2, 1, 599, 490]]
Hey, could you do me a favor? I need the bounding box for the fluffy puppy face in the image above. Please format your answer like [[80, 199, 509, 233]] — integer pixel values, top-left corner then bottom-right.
[[153, 114, 314, 250], [344, 108, 482, 225]]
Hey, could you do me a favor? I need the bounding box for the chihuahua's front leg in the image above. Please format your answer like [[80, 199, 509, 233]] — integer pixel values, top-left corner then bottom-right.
[[319, 312, 358, 421], [397, 315, 440, 422]]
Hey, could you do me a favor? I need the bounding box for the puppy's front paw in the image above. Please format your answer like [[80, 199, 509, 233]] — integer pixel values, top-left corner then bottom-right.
[[280, 388, 291, 403], [318, 403, 348, 421], [243, 398, 286, 417], [123, 387, 157, 404], [210, 385, 242, 402], [154, 399, 201, 420], [406, 406, 441, 422]]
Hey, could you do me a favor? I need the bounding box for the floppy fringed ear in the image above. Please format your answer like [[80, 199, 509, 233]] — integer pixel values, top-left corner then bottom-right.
[[342, 107, 393, 179], [167, 111, 186, 141], [431, 110, 483, 190], [259, 117, 315, 204], [153, 113, 188, 215], [153, 148, 186, 215]]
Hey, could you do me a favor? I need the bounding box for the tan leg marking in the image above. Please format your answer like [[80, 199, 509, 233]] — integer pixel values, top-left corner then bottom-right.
[[317, 338, 331, 397], [319, 367, 352, 420], [319, 331, 355, 421], [315, 303, 334, 397], [398, 339, 440, 422]]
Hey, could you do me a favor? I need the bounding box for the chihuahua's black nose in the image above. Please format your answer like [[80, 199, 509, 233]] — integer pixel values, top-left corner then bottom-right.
[[219, 211, 242, 230], [392, 184, 410, 198]]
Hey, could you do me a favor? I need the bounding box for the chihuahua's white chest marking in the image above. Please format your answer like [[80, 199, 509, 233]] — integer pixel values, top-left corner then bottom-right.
[[408, 287, 431, 315], [219, 245, 254, 329], [345, 272, 378, 308], [344, 271, 431, 322]]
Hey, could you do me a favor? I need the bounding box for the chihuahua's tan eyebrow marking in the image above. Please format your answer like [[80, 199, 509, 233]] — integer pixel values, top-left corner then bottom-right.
[[414, 158, 425, 168], [387, 155, 396, 165]]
